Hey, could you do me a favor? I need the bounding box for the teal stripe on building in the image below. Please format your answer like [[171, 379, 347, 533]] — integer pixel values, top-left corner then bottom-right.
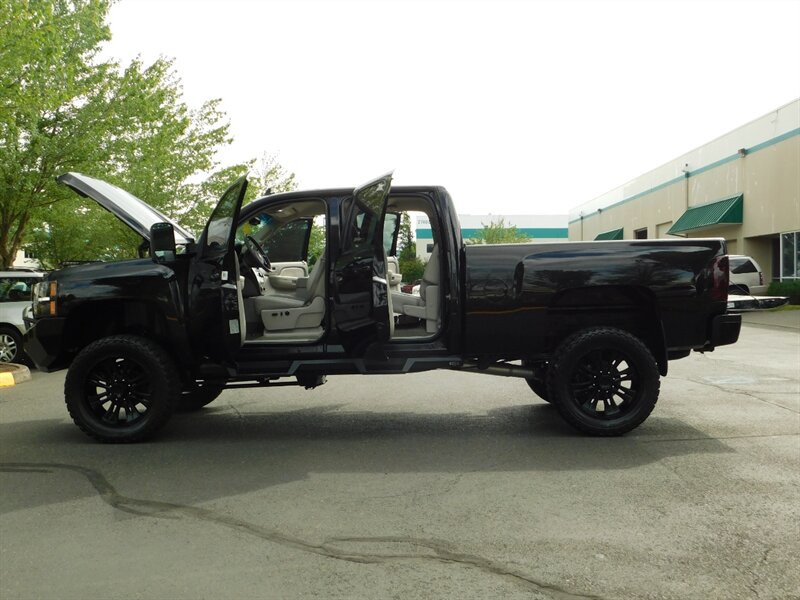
[[568, 127, 800, 224], [415, 227, 569, 240]]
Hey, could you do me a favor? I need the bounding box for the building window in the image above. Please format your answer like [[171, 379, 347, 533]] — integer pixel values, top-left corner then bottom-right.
[[427, 243, 434, 253], [634, 228, 647, 239], [781, 231, 799, 279]]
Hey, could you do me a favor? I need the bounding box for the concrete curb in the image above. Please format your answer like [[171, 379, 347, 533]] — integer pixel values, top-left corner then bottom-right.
[[0, 363, 32, 387]]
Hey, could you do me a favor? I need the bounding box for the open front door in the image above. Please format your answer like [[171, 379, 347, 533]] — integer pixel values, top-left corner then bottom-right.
[[332, 172, 393, 355], [187, 176, 248, 362]]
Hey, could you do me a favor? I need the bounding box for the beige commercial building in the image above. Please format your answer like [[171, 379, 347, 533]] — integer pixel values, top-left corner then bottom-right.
[[569, 99, 800, 283]]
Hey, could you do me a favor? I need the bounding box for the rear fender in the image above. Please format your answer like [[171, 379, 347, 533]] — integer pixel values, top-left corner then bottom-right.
[[548, 285, 668, 375]]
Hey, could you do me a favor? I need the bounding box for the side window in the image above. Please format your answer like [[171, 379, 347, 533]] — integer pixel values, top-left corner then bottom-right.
[[265, 220, 311, 262], [238, 201, 327, 265], [0, 277, 11, 302], [344, 201, 380, 250], [0, 277, 34, 302], [341, 175, 391, 252], [205, 177, 247, 258]]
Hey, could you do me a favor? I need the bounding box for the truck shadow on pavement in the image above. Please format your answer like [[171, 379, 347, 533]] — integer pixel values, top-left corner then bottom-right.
[[0, 401, 734, 517]]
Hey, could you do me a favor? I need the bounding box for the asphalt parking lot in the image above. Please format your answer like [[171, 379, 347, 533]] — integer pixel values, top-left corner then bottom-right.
[[1, 315, 798, 600]]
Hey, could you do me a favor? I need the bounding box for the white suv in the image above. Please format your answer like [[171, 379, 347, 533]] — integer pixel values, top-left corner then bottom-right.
[[0, 269, 45, 363], [729, 255, 766, 296]]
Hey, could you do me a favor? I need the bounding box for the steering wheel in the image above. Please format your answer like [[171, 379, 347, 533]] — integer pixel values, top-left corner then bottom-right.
[[245, 235, 271, 271]]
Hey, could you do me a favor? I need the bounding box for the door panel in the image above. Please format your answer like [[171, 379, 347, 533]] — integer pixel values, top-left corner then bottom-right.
[[332, 173, 393, 354], [271, 261, 308, 278], [188, 176, 249, 362]]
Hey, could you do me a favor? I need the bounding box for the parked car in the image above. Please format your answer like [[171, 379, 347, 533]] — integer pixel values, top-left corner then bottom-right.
[[400, 279, 421, 294], [25, 172, 740, 442], [729, 255, 766, 295], [0, 269, 45, 363]]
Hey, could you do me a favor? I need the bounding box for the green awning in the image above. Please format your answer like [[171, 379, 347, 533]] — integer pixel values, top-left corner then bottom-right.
[[667, 195, 743, 235], [595, 228, 624, 240]]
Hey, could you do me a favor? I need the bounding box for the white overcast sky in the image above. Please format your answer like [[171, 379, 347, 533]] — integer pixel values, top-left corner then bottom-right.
[[102, 0, 800, 215]]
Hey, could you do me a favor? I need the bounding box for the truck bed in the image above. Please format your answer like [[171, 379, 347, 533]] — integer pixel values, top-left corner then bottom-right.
[[463, 239, 729, 359]]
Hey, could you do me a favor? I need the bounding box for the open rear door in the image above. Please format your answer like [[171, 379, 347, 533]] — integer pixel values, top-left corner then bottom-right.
[[187, 176, 248, 362], [332, 172, 393, 355]]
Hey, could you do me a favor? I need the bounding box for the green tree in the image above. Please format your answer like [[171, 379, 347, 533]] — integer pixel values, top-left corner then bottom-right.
[[397, 213, 415, 259], [307, 221, 325, 267], [174, 154, 297, 239], [1, 0, 295, 269], [400, 255, 425, 283], [25, 197, 138, 268], [396, 212, 425, 283], [467, 218, 531, 244], [1, 0, 117, 267], [24, 53, 241, 267], [246, 153, 297, 201]]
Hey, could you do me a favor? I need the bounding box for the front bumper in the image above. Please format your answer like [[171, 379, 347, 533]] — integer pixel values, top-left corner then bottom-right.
[[23, 318, 69, 372]]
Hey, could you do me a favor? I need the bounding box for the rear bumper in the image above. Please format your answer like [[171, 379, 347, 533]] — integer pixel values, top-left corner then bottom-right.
[[23, 318, 70, 372], [709, 313, 741, 349]]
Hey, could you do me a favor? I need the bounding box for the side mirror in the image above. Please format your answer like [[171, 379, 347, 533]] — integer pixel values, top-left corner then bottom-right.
[[150, 222, 176, 263]]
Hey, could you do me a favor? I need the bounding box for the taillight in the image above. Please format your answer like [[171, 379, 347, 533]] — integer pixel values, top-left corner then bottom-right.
[[759, 272, 764, 286], [710, 255, 729, 301]]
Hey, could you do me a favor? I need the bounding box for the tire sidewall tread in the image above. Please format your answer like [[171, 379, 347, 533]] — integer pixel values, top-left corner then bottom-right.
[[547, 327, 660, 436], [64, 335, 180, 443]]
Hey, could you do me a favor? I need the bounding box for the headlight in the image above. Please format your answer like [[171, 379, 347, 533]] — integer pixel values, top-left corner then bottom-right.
[[32, 280, 58, 317]]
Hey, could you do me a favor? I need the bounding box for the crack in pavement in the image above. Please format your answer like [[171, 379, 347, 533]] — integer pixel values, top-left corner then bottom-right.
[[747, 545, 773, 599], [355, 472, 464, 502], [0, 462, 602, 600], [224, 396, 246, 423], [672, 376, 800, 415]]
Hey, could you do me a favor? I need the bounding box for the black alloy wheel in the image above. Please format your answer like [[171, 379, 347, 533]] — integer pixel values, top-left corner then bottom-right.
[[547, 328, 660, 436], [65, 335, 179, 443]]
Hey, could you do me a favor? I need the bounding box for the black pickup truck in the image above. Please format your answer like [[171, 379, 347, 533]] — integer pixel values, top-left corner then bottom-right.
[[24, 172, 741, 442]]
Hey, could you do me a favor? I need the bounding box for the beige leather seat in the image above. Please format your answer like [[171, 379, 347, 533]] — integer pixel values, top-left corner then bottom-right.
[[391, 245, 440, 333], [386, 256, 402, 293], [253, 251, 327, 338]]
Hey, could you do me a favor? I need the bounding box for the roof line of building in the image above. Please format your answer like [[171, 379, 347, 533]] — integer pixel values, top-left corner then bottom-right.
[[568, 125, 800, 225]]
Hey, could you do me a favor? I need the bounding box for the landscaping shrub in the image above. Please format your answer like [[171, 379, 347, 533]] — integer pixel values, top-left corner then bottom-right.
[[767, 280, 800, 304]]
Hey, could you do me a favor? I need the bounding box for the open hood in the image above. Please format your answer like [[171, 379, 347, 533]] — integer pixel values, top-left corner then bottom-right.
[[57, 172, 195, 245]]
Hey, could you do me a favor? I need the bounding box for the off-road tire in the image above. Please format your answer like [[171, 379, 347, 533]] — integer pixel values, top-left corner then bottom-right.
[[65, 335, 180, 443], [176, 381, 225, 412], [547, 327, 660, 436]]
